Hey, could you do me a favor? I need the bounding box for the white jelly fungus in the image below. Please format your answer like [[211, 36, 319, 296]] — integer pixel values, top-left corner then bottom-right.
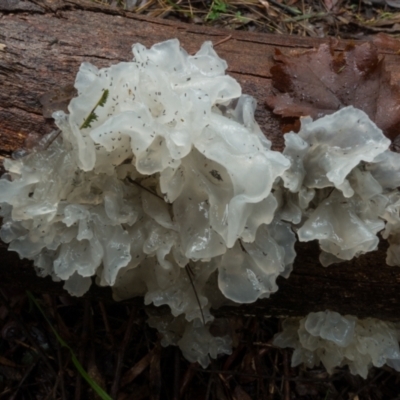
[[282, 106, 400, 267], [274, 310, 400, 378], [0, 39, 399, 370]]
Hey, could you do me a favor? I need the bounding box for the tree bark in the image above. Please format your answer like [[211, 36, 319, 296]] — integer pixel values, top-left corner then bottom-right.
[[1, 0, 400, 320]]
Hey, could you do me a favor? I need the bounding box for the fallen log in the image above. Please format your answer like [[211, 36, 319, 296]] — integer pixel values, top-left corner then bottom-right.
[[1, 0, 400, 320]]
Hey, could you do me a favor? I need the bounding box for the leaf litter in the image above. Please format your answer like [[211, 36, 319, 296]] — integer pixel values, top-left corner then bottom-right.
[[266, 40, 400, 140]]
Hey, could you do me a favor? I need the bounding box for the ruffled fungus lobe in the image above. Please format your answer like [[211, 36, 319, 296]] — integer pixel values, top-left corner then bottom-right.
[[0, 39, 293, 366], [274, 310, 400, 378], [281, 107, 400, 266]]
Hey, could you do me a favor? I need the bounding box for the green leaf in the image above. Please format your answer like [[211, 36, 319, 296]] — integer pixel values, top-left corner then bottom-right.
[[206, 0, 227, 21]]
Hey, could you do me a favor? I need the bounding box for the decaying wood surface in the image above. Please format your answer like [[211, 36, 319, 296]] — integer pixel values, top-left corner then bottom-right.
[[1, 0, 400, 320]]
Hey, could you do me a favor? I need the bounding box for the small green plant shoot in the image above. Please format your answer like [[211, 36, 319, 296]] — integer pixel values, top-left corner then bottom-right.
[[207, 0, 227, 21], [80, 89, 109, 130]]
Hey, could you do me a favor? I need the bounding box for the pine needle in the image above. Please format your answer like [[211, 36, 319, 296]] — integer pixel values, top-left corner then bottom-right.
[[26, 291, 112, 400], [185, 265, 206, 326]]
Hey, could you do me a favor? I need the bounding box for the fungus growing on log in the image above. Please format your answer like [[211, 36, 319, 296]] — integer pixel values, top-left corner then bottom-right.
[[0, 39, 399, 370]]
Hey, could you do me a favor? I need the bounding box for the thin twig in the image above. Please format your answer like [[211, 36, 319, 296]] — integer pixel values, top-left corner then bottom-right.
[[26, 293, 111, 400], [354, 370, 385, 396], [74, 300, 91, 400], [9, 355, 40, 400], [283, 11, 328, 23], [44, 377, 59, 400], [238, 239, 248, 254], [173, 347, 181, 400], [197, 367, 346, 383], [126, 176, 166, 202], [205, 373, 214, 400], [0, 390, 12, 399], [111, 306, 137, 399], [213, 34, 232, 47], [55, 342, 67, 400], [99, 301, 114, 346], [179, 362, 197, 398], [48, 372, 61, 400], [50, 295, 72, 342], [149, 342, 162, 400], [185, 264, 206, 326], [268, 0, 301, 16], [283, 350, 291, 400], [0, 290, 57, 379], [50, 296, 67, 400], [272, 349, 279, 396], [43, 130, 61, 150], [222, 343, 244, 371], [253, 348, 266, 400]]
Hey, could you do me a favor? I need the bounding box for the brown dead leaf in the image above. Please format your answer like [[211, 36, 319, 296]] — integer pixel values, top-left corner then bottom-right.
[[371, 32, 400, 53], [266, 41, 400, 140], [120, 352, 151, 387]]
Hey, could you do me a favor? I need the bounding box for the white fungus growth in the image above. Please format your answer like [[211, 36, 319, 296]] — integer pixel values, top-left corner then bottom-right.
[[282, 107, 400, 267], [273, 310, 400, 378], [282, 107, 391, 197], [147, 312, 233, 368], [0, 39, 400, 369], [0, 39, 293, 367]]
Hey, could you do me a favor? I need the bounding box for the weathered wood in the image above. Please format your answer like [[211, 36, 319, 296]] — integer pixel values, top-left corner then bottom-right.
[[1, 0, 400, 320]]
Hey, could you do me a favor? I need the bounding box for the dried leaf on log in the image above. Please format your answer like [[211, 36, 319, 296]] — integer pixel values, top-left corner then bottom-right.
[[266, 41, 400, 140]]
